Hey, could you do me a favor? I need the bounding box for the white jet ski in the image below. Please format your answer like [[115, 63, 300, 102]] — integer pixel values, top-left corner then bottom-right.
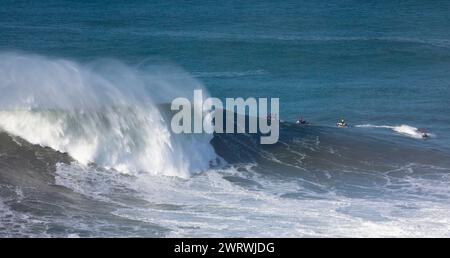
[[336, 119, 348, 128]]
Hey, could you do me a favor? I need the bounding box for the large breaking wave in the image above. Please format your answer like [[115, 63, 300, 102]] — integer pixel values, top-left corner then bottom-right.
[[0, 52, 217, 178]]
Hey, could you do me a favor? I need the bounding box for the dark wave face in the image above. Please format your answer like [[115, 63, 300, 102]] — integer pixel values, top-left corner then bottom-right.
[[213, 122, 450, 198], [0, 132, 169, 237]]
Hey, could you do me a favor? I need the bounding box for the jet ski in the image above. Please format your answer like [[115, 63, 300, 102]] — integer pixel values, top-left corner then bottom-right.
[[296, 117, 308, 125], [336, 119, 348, 128], [419, 129, 429, 138]]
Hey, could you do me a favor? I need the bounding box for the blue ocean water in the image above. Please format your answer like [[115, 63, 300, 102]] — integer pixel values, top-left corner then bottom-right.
[[1, 0, 450, 237]]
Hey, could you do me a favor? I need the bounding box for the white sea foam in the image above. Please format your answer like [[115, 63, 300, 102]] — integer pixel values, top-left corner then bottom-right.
[[54, 162, 450, 237]]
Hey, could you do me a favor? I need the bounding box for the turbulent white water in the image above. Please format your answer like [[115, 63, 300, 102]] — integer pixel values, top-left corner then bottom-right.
[[0, 53, 217, 177], [53, 162, 450, 237]]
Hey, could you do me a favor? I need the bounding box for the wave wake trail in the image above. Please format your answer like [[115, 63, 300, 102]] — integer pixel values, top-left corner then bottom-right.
[[356, 124, 432, 139]]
